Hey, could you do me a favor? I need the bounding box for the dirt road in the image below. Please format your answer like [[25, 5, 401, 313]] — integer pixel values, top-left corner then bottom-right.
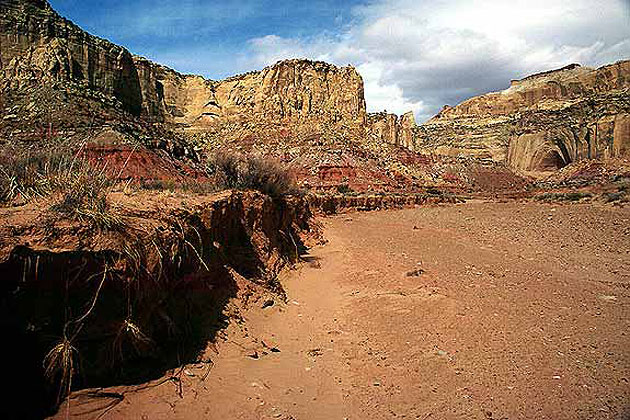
[[61, 201, 630, 419]]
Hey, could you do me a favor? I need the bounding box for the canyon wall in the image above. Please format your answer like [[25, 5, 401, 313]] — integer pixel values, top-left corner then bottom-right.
[[0, 0, 367, 133], [415, 61, 630, 173], [367, 111, 417, 149], [1, 0, 628, 178], [0, 0, 143, 115], [134, 57, 367, 129]]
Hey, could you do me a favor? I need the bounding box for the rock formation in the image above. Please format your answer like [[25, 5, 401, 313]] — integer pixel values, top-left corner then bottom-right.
[[1, 0, 627, 185], [0, 0, 143, 115], [134, 58, 367, 129], [1, 0, 366, 134], [367, 111, 417, 149], [414, 61, 630, 174]]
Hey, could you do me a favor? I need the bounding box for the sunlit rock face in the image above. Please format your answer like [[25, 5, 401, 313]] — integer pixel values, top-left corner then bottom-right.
[[2, 0, 628, 178], [134, 58, 367, 130], [367, 111, 417, 149], [0, 0, 144, 115], [1, 0, 367, 133], [413, 61, 630, 174]]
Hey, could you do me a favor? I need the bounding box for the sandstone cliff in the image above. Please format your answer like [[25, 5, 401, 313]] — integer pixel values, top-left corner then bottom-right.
[[415, 61, 630, 173], [0, 0, 367, 134], [134, 57, 367, 129], [0, 0, 143, 115], [367, 111, 417, 149]]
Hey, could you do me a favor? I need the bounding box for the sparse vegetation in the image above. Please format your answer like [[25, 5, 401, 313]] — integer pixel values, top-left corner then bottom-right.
[[0, 146, 77, 203], [337, 183, 353, 194], [0, 144, 124, 229], [601, 191, 628, 203], [533, 191, 593, 202], [208, 152, 298, 197]]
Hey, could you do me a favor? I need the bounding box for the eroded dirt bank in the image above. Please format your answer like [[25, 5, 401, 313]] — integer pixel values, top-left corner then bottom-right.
[[0, 190, 318, 419], [62, 201, 630, 420]]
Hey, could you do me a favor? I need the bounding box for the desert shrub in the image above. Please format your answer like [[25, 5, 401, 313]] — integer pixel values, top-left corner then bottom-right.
[[0, 145, 122, 229], [426, 187, 443, 196], [210, 152, 242, 189], [336, 183, 353, 194], [49, 169, 122, 230], [208, 152, 298, 197], [534, 192, 592, 202], [138, 179, 176, 191], [616, 180, 630, 193], [602, 191, 628, 203], [0, 146, 75, 202]]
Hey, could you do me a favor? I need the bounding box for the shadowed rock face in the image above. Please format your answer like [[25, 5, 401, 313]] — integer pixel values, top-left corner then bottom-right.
[[414, 61, 630, 174], [0, 0, 143, 116]]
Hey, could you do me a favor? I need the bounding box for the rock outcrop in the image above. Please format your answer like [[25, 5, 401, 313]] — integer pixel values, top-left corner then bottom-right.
[[134, 58, 367, 129], [0, 0, 143, 115], [414, 61, 630, 174], [2, 0, 626, 184], [367, 111, 417, 149], [0, 0, 366, 133]]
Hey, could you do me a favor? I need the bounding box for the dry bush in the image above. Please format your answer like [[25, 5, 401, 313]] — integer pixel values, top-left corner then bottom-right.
[[534, 191, 592, 202], [208, 152, 298, 197]]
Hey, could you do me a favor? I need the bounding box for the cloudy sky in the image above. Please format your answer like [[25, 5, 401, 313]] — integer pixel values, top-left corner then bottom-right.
[[51, 0, 630, 122]]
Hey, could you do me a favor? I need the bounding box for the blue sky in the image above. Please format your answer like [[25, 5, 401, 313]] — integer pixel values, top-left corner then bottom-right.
[[50, 0, 364, 78], [50, 0, 630, 121]]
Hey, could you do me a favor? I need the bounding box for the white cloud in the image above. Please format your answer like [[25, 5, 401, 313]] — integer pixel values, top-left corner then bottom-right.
[[243, 0, 630, 122]]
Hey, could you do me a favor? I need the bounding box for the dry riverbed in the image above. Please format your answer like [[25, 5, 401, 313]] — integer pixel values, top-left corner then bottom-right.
[[56, 201, 630, 419]]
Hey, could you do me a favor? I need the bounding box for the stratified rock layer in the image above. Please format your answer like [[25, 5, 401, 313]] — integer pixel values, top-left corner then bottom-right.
[[134, 58, 367, 129], [368, 111, 417, 149], [415, 61, 630, 174], [0, 0, 366, 133]]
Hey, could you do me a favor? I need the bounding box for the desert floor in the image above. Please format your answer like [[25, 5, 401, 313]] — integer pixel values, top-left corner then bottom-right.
[[57, 201, 630, 419]]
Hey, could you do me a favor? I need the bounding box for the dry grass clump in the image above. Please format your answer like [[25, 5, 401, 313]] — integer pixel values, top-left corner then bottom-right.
[[0, 144, 123, 229], [208, 152, 298, 197], [49, 167, 123, 230], [0, 146, 76, 202]]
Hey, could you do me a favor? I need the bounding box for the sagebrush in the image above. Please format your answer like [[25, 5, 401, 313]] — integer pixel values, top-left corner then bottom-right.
[[208, 152, 298, 197]]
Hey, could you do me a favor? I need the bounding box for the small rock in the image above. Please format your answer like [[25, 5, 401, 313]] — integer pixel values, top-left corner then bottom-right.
[[406, 268, 425, 277], [307, 348, 323, 357], [262, 299, 275, 309], [183, 369, 195, 377]]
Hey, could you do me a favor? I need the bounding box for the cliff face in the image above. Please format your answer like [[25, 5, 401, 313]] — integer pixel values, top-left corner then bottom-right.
[[0, 0, 143, 115], [367, 111, 417, 149], [415, 61, 630, 173], [2, 0, 627, 183], [135, 58, 367, 129], [0, 0, 367, 134]]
